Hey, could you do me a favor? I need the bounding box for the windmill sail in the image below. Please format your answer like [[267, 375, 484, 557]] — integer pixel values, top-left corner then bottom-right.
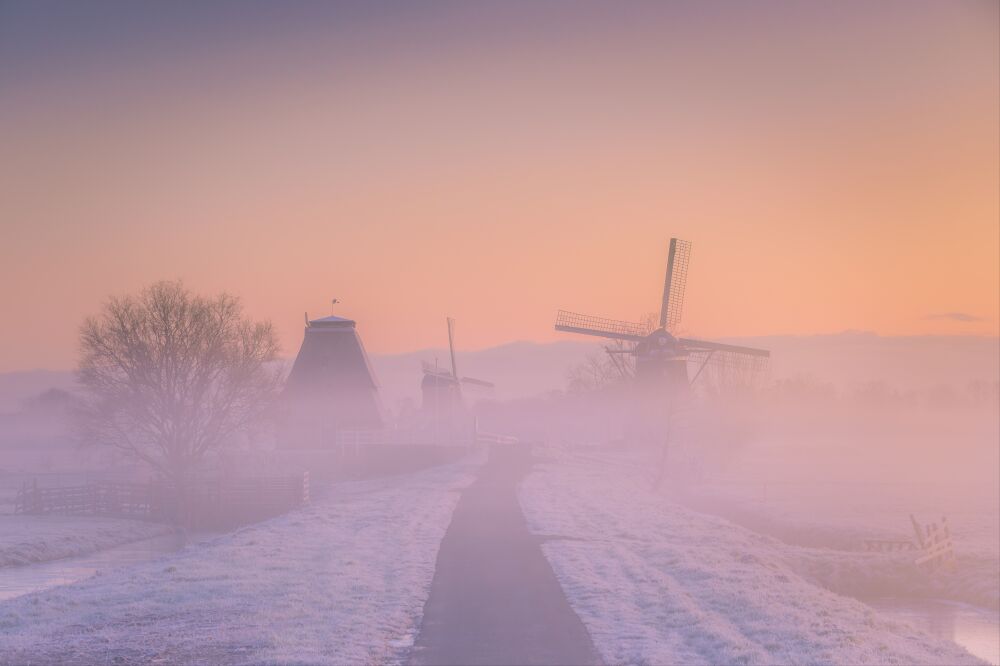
[[446, 317, 458, 380], [422, 318, 493, 389], [679, 337, 770, 373], [555, 310, 650, 342], [660, 238, 691, 331], [677, 337, 770, 358], [460, 376, 495, 388]]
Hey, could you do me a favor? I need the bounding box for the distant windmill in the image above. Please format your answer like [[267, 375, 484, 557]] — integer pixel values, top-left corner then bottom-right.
[[555, 238, 769, 390], [421, 318, 494, 418]]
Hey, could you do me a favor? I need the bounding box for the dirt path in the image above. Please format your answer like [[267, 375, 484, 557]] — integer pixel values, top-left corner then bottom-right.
[[411, 445, 601, 666]]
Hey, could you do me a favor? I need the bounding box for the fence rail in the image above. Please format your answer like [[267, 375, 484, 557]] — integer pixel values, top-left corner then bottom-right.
[[912, 515, 955, 571], [14, 473, 310, 529], [14, 480, 153, 518]]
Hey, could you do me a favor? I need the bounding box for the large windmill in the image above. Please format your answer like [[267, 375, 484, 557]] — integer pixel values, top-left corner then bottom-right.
[[421, 318, 494, 430], [282, 313, 384, 448], [555, 238, 769, 392]]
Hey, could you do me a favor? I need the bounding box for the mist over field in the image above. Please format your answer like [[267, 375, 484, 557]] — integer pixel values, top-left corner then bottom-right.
[[2, 319, 997, 666], [5, 332, 997, 410], [2, 1, 998, 664]]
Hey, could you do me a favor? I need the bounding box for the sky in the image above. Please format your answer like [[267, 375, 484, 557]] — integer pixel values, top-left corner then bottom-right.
[[1, 1, 997, 372]]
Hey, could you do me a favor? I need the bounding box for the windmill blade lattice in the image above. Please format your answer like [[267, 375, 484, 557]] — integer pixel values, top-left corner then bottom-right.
[[677, 337, 769, 362], [686, 348, 770, 392], [685, 347, 770, 374], [660, 238, 691, 331], [446, 317, 458, 380], [681, 337, 770, 389], [555, 310, 650, 342], [460, 376, 494, 388]]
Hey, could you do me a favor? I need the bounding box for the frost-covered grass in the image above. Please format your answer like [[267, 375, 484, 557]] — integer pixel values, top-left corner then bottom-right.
[[669, 430, 1000, 611], [0, 457, 479, 665], [519, 445, 985, 665], [0, 515, 174, 567]]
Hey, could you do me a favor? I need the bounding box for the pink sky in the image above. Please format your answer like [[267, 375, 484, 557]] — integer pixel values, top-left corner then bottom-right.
[[1, 2, 997, 372]]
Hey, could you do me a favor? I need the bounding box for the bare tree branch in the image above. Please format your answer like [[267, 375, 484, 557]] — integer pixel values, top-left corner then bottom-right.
[[76, 281, 282, 486]]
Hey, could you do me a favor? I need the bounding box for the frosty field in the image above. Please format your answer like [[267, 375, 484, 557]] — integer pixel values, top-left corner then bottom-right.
[[674, 405, 1000, 613], [0, 515, 174, 568], [519, 444, 989, 665], [0, 459, 479, 665], [2, 0, 997, 662]]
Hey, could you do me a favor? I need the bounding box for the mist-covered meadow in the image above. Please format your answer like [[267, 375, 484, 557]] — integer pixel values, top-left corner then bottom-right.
[[2, 1, 998, 664]]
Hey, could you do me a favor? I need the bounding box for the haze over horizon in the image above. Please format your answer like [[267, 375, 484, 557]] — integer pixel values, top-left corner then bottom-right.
[[2, 0, 998, 373], [1, 5, 998, 665]]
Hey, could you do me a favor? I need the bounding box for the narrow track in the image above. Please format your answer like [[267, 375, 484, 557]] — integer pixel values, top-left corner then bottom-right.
[[411, 445, 602, 666]]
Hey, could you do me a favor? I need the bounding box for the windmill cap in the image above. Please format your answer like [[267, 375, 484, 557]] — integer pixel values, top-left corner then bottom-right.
[[308, 315, 356, 328]]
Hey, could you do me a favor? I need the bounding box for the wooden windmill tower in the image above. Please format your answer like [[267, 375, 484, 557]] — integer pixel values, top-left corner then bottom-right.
[[421, 317, 494, 442], [555, 238, 770, 395], [282, 313, 384, 448]]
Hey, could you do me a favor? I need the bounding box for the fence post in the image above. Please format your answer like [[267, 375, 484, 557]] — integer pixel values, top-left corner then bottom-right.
[[147, 478, 154, 519], [217, 474, 225, 529]]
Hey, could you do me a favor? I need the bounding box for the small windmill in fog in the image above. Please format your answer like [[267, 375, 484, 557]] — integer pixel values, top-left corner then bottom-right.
[[421, 318, 494, 440], [555, 238, 770, 391]]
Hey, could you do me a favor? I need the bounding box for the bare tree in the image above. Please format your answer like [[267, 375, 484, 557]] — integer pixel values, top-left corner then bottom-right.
[[77, 281, 282, 488], [567, 351, 621, 393], [567, 312, 660, 391]]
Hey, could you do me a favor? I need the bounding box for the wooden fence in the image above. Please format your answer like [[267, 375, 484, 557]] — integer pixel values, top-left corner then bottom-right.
[[861, 514, 957, 572], [912, 515, 955, 571], [334, 425, 519, 448], [14, 480, 153, 518], [863, 538, 916, 553], [14, 473, 310, 529]]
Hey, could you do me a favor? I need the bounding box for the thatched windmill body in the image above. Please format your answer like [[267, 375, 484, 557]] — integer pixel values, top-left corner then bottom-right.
[[282, 314, 384, 447]]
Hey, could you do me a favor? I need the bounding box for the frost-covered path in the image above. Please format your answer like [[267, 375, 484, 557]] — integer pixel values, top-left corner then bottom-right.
[[412, 445, 601, 666]]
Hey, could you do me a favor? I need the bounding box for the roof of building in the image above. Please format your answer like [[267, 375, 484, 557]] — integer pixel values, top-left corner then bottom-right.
[[308, 315, 355, 328]]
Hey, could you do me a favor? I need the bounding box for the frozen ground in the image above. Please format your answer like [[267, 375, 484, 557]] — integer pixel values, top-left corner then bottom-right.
[[519, 444, 986, 665], [0, 457, 479, 665], [0, 532, 185, 602], [669, 410, 1000, 611], [0, 450, 171, 569], [0, 514, 174, 567]]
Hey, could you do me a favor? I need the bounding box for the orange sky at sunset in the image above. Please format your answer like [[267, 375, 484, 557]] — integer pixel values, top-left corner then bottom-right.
[[1, 2, 997, 372]]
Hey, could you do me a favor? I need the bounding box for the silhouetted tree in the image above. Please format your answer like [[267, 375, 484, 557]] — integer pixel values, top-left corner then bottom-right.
[[77, 281, 281, 488], [567, 352, 621, 393]]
